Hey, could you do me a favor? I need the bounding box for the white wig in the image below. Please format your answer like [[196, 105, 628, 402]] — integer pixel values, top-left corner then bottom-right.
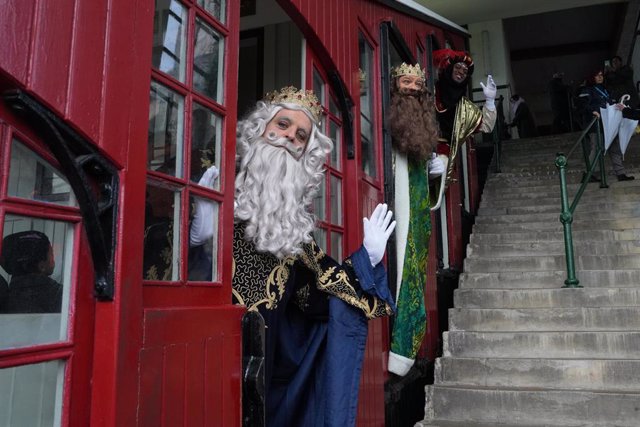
[[235, 101, 333, 258]]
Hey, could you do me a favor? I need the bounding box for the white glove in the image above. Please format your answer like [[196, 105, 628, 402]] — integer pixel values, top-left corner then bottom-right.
[[480, 74, 497, 110], [198, 165, 219, 189], [428, 153, 446, 177], [363, 203, 397, 266], [190, 166, 219, 246]]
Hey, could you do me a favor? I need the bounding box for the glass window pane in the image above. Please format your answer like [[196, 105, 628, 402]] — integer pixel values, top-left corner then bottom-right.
[[197, 0, 225, 23], [359, 34, 377, 178], [329, 120, 341, 169], [188, 196, 219, 281], [143, 184, 181, 281], [313, 228, 327, 253], [313, 177, 326, 221], [191, 103, 222, 189], [313, 68, 325, 106], [329, 96, 340, 118], [193, 18, 224, 102], [330, 232, 342, 260], [152, 0, 187, 82], [149, 81, 185, 177], [0, 215, 73, 350], [8, 140, 76, 207], [330, 175, 342, 226], [0, 360, 65, 427]]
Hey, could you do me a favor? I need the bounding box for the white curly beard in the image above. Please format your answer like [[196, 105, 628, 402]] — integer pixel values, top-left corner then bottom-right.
[[234, 139, 319, 258]]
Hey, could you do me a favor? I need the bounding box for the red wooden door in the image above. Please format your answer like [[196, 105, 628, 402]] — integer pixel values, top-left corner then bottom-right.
[[0, 103, 95, 426], [136, 0, 244, 425]]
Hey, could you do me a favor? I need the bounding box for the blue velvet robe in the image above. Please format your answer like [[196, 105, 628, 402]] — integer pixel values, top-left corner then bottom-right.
[[232, 223, 395, 426]]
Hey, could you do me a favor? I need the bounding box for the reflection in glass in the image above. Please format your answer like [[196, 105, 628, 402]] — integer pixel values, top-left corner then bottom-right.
[[143, 184, 181, 281], [8, 140, 76, 207], [0, 215, 73, 350], [191, 103, 222, 188], [313, 68, 325, 106], [359, 33, 377, 178], [193, 18, 224, 102], [313, 177, 326, 221], [330, 232, 342, 260], [329, 96, 340, 118], [152, 0, 187, 82], [188, 196, 219, 281], [329, 120, 341, 169], [148, 81, 184, 177], [330, 175, 342, 226], [197, 0, 225, 23], [313, 228, 327, 253], [0, 360, 65, 427]]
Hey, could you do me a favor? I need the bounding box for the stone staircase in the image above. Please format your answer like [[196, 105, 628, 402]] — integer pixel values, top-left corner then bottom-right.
[[417, 133, 640, 427]]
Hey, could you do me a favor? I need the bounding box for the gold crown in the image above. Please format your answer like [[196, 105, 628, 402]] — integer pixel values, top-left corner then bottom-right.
[[391, 63, 425, 80], [358, 68, 367, 82], [264, 86, 323, 123]]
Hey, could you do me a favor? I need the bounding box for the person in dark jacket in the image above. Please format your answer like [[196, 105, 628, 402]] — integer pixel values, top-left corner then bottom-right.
[[605, 55, 639, 108], [0, 230, 63, 313], [581, 69, 634, 181], [549, 72, 571, 133], [508, 94, 537, 138]]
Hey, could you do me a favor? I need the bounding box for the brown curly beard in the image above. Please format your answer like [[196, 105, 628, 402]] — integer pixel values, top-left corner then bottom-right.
[[388, 86, 439, 162]]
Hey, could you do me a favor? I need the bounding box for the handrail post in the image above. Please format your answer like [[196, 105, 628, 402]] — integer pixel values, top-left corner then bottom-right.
[[596, 120, 608, 187], [555, 153, 582, 288]]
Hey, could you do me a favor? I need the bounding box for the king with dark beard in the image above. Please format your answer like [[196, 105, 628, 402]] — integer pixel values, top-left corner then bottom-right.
[[191, 87, 397, 427], [386, 63, 442, 376]]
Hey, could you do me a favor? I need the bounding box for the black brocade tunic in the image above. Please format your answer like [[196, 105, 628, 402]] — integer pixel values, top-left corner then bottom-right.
[[231, 222, 393, 426]]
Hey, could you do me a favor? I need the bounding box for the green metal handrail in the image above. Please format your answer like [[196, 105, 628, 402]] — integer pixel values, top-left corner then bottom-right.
[[554, 116, 608, 288]]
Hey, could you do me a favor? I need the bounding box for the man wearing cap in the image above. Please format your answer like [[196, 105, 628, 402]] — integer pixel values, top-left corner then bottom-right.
[[191, 87, 396, 426], [385, 63, 442, 377], [433, 49, 497, 188]]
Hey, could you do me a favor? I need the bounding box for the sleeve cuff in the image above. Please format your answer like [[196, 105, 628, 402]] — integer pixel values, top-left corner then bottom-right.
[[436, 142, 450, 156], [350, 246, 396, 309], [388, 352, 415, 376]]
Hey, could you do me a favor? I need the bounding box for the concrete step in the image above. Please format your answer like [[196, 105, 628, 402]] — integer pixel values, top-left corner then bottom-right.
[[463, 254, 640, 273], [473, 218, 640, 234], [469, 228, 640, 244], [479, 189, 640, 208], [448, 307, 640, 331], [459, 270, 640, 289], [474, 210, 640, 224], [480, 179, 629, 195], [435, 357, 640, 392], [454, 288, 640, 309], [443, 331, 640, 358], [466, 240, 640, 257], [421, 387, 640, 427], [477, 201, 640, 216]]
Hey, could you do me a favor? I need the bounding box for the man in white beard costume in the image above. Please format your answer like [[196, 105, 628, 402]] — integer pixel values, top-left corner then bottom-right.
[[192, 87, 396, 427]]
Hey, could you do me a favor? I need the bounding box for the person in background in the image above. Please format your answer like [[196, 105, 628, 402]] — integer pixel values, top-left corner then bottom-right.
[[549, 72, 572, 133], [386, 62, 442, 377], [509, 94, 538, 138], [605, 55, 639, 108], [0, 231, 62, 313], [192, 86, 397, 427], [581, 68, 634, 182]]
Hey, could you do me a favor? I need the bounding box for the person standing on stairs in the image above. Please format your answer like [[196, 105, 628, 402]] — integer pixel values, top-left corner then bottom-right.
[[432, 49, 497, 192], [386, 63, 442, 377], [581, 68, 635, 181]]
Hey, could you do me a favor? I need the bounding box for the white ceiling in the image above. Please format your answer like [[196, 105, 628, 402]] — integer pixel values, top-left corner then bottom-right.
[[415, 0, 626, 25]]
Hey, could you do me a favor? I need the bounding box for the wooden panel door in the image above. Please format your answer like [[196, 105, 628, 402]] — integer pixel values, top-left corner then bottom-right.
[[136, 0, 244, 425]]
